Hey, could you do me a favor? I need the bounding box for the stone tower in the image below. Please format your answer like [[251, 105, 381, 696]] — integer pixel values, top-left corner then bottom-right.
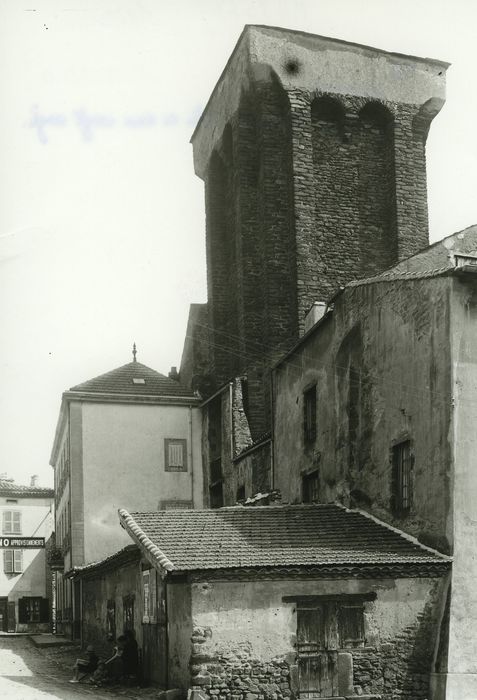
[[190, 25, 448, 435]]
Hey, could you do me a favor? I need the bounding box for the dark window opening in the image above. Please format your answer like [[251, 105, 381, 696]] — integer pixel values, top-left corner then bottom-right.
[[392, 440, 413, 515], [123, 594, 135, 632], [18, 597, 49, 624], [302, 470, 320, 503], [236, 485, 246, 502], [304, 385, 317, 444], [210, 481, 224, 509], [106, 599, 116, 640], [209, 457, 224, 508]]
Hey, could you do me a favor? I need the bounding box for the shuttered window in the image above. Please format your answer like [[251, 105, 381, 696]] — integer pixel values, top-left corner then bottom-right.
[[164, 439, 187, 472], [4, 549, 23, 573], [3, 511, 21, 534]]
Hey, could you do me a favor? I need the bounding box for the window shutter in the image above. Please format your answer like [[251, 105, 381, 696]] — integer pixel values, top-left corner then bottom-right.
[[14, 550, 23, 573], [39, 598, 49, 623], [3, 550, 13, 573], [13, 512, 21, 534], [3, 511, 11, 533], [169, 442, 183, 467]]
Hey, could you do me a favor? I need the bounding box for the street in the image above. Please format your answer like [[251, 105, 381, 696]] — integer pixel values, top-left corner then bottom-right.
[[0, 637, 154, 700]]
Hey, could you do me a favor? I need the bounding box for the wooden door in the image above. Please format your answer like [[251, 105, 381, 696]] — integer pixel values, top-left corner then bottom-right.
[[7, 601, 16, 632], [0, 598, 7, 632], [297, 604, 339, 698]]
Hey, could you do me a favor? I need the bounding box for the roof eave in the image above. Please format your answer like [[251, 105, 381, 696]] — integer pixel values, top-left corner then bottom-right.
[[63, 390, 199, 406], [118, 508, 175, 574]]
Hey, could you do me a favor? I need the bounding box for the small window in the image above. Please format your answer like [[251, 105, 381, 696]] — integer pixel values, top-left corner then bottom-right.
[[236, 485, 246, 502], [132, 378, 145, 385], [302, 470, 320, 503], [164, 439, 187, 472], [392, 440, 413, 515], [4, 549, 23, 574], [303, 385, 317, 444], [3, 511, 21, 535]]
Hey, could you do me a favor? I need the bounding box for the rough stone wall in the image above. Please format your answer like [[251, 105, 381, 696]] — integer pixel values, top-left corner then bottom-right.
[[188, 576, 445, 700], [204, 74, 296, 438]]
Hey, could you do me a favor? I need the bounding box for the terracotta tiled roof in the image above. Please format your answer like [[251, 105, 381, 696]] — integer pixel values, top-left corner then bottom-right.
[[0, 479, 54, 498], [69, 361, 196, 398], [118, 504, 449, 572], [65, 545, 140, 579]]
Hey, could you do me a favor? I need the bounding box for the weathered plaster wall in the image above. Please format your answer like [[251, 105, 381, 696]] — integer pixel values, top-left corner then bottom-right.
[[81, 557, 142, 659], [82, 402, 203, 562], [273, 277, 453, 552], [443, 275, 477, 699], [188, 575, 444, 700], [168, 581, 193, 689]]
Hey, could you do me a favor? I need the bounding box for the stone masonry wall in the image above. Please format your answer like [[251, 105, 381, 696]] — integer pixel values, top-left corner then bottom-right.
[[188, 577, 445, 700], [189, 594, 441, 700], [190, 627, 294, 700], [203, 70, 436, 441]]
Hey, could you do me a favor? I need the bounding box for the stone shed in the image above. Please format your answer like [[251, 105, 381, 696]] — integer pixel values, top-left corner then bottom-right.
[[119, 504, 450, 700]]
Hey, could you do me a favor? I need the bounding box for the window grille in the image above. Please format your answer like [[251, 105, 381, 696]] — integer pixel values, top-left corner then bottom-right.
[[304, 385, 317, 444]]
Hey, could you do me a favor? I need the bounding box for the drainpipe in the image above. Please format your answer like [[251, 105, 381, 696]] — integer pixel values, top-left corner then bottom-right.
[[79, 578, 83, 647], [270, 368, 275, 491], [229, 382, 234, 462], [189, 406, 194, 508]]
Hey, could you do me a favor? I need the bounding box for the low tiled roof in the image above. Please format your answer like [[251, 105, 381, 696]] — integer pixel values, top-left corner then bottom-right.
[[119, 504, 449, 572], [69, 361, 196, 398], [0, 479, 54, 498], [65, 545, 140, 579]]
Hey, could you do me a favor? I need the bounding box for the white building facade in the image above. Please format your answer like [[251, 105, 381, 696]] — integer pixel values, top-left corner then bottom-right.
[[50, 356, 203, 638], [0, 477, 54, 632]]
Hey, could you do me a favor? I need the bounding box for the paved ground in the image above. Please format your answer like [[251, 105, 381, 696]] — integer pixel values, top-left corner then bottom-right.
[[0, 636, 160, 700]]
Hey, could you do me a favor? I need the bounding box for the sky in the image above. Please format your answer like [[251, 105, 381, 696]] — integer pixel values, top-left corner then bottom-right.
[[1, 0, 476, 488]]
